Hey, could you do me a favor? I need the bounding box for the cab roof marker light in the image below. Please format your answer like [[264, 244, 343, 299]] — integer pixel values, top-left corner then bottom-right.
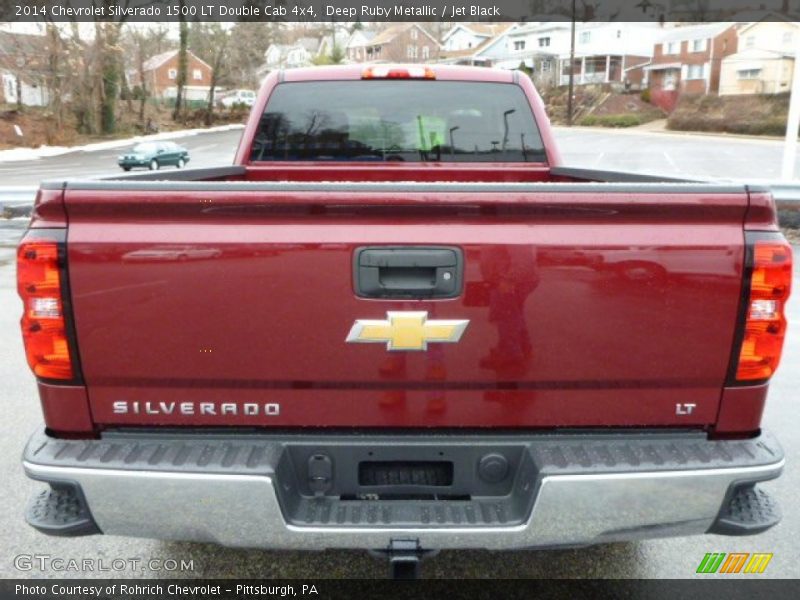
[[362, 66, 436, 80]]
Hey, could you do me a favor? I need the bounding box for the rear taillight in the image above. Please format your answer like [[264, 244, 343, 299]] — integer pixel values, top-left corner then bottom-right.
[[17, 230, 78, 381], [732, 235, 792, 382]]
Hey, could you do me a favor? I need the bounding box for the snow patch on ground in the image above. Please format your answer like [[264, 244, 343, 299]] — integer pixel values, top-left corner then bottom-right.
[[0, 124, 245, 163]]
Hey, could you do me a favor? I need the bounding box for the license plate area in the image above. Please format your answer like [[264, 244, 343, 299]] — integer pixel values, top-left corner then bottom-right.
[[359, 461, 454, 487], [276, 441, 536, 528]]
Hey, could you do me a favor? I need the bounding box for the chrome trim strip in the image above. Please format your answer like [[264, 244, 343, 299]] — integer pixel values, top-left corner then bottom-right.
[[23, 459, 784, 550]]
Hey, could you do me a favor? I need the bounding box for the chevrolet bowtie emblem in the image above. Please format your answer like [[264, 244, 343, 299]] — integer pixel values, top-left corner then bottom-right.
[[346, 311, 469, 351]]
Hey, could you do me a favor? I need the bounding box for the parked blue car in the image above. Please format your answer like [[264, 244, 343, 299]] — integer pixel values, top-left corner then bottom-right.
[[118, 141, 190, 171]]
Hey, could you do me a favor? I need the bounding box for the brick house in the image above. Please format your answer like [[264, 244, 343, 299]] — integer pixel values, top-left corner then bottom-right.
[[349, 24, 440, 64], [131, 49, 213, 101], [645, 23, 738, 108]]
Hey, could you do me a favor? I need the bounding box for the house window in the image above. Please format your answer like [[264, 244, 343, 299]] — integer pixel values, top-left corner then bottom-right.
[[541, 60, 551, 72], [783, 31, 793, 45], [738, 69, 761, 80], [686, 64, 705, 80], [616, 30, 622, 38], [422, 46, 429, 59], [691, 39, 707, 52], [513, 40, 525, 51], [193, 69, 202, 81], [745, 35, 755, 49], [580, 32, 590, 44], [168, 68, 177, 80], [666, 41, 678, 55], [407, 45, 418, 59], [410, 28, 418, 40], [538, 37, 550, 47]]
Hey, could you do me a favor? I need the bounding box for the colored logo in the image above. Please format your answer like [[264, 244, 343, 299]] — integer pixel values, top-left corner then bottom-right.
[[346, 311, 469, 351], [696, 552, 773, 574]]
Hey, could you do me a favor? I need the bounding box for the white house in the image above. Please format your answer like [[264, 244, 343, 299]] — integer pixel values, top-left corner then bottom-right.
[[259, 38, 319, 75], [561, 22, 659, 87], [345, 29, 376, 63], [1, 72, 48, 106], [0, 30, 50, 107], [720, 19, 800, 95], [441, 23, 512, 53], [473, 22, 570, 70], [438, 24, 516, 66]]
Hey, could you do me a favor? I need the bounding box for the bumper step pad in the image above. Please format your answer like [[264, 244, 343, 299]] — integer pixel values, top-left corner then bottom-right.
[[709, 485, 781, 536], [26, 483, 100, 537]]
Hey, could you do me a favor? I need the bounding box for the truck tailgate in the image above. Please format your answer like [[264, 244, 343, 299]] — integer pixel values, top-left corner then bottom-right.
[[63, 183, 747, 429]]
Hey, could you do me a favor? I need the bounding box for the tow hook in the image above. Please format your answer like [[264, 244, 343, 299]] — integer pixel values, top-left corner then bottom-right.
[[380, 538, 431, 579]]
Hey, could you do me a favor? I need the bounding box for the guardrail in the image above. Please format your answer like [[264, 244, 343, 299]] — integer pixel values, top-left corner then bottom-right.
[[0, 186, 37, 218], [1, 182, 799, 224]]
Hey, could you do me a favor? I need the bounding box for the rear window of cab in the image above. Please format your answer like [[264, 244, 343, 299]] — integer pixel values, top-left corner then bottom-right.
[[249, 81, 546, 163]]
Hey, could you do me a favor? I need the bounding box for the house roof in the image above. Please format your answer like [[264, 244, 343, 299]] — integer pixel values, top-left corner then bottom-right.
[[0, 30, 49, 76], [643, 62, 682, 71], [439, 27, 515, 61], [295, 37, 319, 53], [730, 10, 800, 25], [347, 30, 376, 48], [510, 21, 571, 36], [722, 48, 795, 62], [142, 49, 212, 72], [737, 18, 800, 36], [439, 29, 511, 60], [370, 24, 439, 47], [657, 23, 733, 44], [142, 50, 177, 71], [465, 23, 509, 37], [443, 22, 512, 42]]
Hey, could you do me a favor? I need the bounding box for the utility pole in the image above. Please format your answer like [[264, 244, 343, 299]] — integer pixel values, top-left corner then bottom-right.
[[781, 41, 800, 180], [567, 0, 576, 126]]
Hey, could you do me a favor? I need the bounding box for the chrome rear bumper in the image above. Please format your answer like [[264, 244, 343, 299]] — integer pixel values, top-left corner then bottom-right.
[[23, 429, 784, 550]]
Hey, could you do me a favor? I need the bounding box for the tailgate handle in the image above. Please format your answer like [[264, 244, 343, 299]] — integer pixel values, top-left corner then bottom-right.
[[354, 247, 463, 299]]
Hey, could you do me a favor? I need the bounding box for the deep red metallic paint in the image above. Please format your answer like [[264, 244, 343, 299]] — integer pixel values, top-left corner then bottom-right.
[[715, 384, 768, 434], [29, 189, 67, 229], [38, 382, 94, 434], [63, 187, 747, 429], [745, 191, 781, 231]]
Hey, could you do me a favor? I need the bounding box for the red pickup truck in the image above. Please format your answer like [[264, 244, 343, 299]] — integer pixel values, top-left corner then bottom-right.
[[19, 65, 791, 574]]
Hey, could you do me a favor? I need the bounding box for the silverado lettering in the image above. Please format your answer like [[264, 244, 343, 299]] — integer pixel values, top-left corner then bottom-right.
[[18, 65, 791, 574], [112, 401, 281, 416]]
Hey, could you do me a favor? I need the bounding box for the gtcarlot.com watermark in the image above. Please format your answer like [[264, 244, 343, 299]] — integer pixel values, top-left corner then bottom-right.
[[14, 554, 194, 573]]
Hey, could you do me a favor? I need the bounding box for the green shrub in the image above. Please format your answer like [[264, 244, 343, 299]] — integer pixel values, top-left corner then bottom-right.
[[580, 114, 643, 127], [640, 88, 651, 103]]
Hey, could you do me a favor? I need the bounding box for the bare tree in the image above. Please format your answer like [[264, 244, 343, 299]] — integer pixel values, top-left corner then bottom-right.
[[43, 24, 69, 131], [173, 0, 189, 122], [227, 23, 282, 89], [95, 20, 125, 134], [189, 23, 231, 126]]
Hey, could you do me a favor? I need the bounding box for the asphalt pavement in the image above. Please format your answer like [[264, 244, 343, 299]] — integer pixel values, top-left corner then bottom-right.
[[1, 127, 799, 579], [0, 124, 799, 185], [0, 128, 242, 187]]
